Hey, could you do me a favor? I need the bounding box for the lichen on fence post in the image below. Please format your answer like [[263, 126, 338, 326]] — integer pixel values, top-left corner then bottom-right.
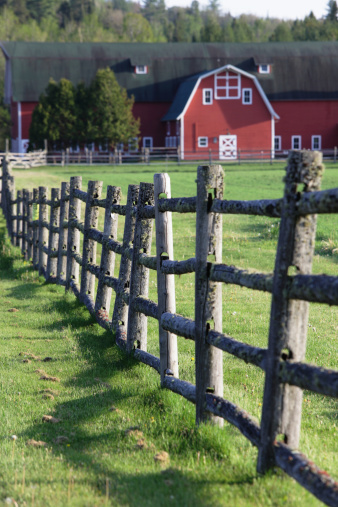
[[26, 190, 33, 261], [66, 176, 82, 291], [32, 188, 39, 270], [95, 185, 121, 317], [38, 186, 48, 276], [46, 188, 60, 281], [22, 189, 29, 259], [80, 180, 103, 302], [126, 182, 154, 353], [154, 173, 178, 383], [257, 150, 324, 474], [112, 184, 139, 346], [57, 182, 70, 284], [195, 164, 224, 426], [16, 189, 23, 249]]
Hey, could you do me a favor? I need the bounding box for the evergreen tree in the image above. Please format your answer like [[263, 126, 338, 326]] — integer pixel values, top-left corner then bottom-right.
[[326, 0, 338, 21], [88, 67, 140, 149], [26, 0, 55, 22]]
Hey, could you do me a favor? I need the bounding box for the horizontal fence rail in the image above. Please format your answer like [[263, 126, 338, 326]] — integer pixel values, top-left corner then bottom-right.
[[0, 151, 337, 506]]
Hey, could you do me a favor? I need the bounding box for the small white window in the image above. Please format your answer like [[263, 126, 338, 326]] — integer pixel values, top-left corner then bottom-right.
[[203, 88, 213, 105], [165, 136, 178, 148], [99, 140, 109, 151], [258, 64, 271, 74], [143, 137, 153, 150], [274, 136, 281, 151], [86, 142, 95, 152], [135, 65, 148, 74], [292, 136, 301, 150], [242, 88, 252, 105], [198, 136, 208, 148], [312, 135, 321, 150], [70, 143, 80, 153]]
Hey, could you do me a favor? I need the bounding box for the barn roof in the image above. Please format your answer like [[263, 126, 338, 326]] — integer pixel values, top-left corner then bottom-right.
[[1, 41, 338, 103]]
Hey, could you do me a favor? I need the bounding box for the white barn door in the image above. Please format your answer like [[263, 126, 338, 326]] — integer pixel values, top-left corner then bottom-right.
[[219, 135, 237, 160]]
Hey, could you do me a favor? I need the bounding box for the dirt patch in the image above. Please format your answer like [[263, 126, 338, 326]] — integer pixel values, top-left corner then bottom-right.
[[42, 415, 61, 424], [27, 439, 47, 448]]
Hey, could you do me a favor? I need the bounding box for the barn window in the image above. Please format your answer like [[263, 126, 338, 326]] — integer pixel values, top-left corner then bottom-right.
[[292, 136, 301, 150], [165, 136, 178, 148], [215, 71, 241, 100], [143, 137, 153, 150], [242, 88, 252, 105], [135, 65, 148, 74], [258, 64, 271, 74], [128, 138, 138, 151], [312, 135, 321, 150], [274, 136, 282, 151], [198, 136, 208, 148], [203, 88, 213, 105]]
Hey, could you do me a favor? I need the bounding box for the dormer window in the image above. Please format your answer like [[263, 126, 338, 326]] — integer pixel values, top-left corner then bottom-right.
[[258, 64, 271, 74], [135, 65, 148, 75]]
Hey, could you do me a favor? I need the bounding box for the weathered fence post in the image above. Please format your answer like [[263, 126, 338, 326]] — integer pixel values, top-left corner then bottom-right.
[[16, 189, 23, 249], [22, 189, 29, 258], [57, 182, 70, 284], [257, 150, 324, 473], [80, 180, 103, 302], [95, 185, 121, 315], [38, 186, 48, 276], [46, 188, 60, 281], [126, 182, 154, 353], [32, 189, 40, 270], [112, 184, 139, 346], [154, 173, 178, 382], [26, 190, 33, 262], [195, 164, 224, 426], [66, 176, 82, 291]]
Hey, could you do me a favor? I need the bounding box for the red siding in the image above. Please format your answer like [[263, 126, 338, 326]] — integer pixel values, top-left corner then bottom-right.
[[132, 102, 170, 146], [274, 101, 338, 150], [183, 73, 272, 155], [21, 102, 37, 139]]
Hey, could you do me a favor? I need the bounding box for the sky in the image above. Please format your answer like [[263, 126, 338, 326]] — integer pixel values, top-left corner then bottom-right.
[[164, 0, 329, 21]]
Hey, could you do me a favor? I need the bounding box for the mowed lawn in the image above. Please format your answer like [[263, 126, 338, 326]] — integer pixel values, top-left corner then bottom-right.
[[0, 161, 337, 506]]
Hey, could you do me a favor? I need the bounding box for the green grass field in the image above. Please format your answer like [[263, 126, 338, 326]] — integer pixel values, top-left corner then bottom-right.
[[0, 162, 337, 506]]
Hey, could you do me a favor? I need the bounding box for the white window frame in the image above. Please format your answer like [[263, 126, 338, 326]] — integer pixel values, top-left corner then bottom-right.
[[70, 143, 80, 153], [258, 64, 271, 74], [203, 88, 213, 105], [274, 136, 282, 151], [215, 71, 241, 100], [292, 136, 301, 150], [311, 135, 321, 150], [143, 137, 153, 150], [242, 88, 252, 105], [165, 136, 178, 148], [135, 65, 148, 75], [198, 136, 208, 148]]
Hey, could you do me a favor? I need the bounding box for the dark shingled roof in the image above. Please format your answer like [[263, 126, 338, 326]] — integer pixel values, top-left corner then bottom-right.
[[1, 41, 338, 103]]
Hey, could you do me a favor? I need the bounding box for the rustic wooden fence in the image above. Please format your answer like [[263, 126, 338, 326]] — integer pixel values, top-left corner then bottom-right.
[[0, 151, 338, 506], [0, 149, 47, 169]]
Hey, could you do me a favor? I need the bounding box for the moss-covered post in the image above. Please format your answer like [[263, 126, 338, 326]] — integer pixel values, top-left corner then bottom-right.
[[95, 185, 121, 315], [57, 182, 70, 284], [257, 150, 323, 474], [32, 188, 39, 270], [112, 185, 139, 345], [26, 191, 33, 261], [80, 180, 102, 301], [16, 189, 23, 249], [66, 176, 82, 291], [154, 173, 178, 383], [46, 188, 60, 281], [22, 189, 29, 258], [126, 182, 154, 353], [38, 186, 48, 276], [195, 165, 224, 426]]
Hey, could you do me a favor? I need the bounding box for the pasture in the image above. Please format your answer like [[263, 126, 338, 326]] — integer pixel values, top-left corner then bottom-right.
[[0, 162, 337, 506]]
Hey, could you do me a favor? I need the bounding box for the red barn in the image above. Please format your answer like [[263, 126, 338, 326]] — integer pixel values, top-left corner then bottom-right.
[[0, 41, 337, 158]]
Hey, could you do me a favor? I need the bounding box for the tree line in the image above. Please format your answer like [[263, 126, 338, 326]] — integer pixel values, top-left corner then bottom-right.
[[29, 67, 140, 151], [0, 0, 337, 45]]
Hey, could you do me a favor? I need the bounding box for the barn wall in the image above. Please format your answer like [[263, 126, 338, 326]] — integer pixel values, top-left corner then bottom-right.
[[274, 100, 338, 150], [132, 102, 170, 147], [183, 73, 272, 155]]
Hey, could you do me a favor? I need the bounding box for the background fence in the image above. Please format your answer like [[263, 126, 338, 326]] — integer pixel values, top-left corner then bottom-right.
[[0, 151, 337, 506]]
